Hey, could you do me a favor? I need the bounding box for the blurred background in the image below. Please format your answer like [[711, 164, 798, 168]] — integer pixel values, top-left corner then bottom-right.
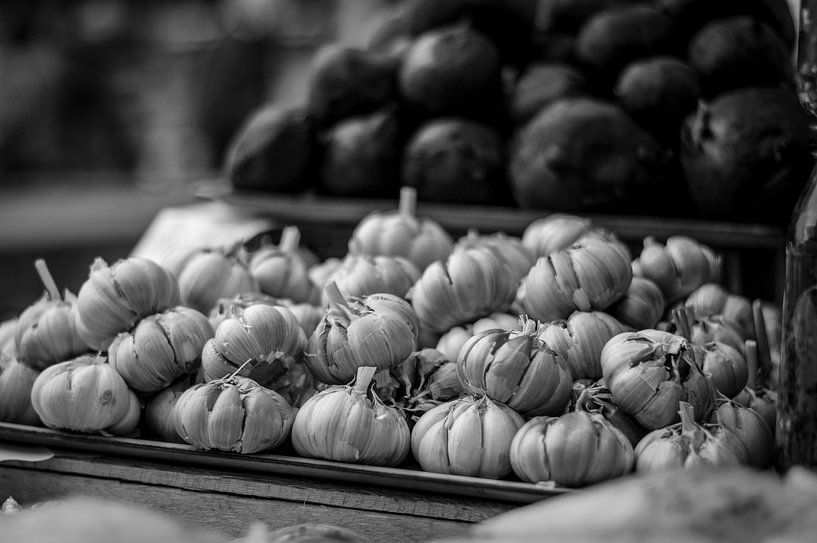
[[0, 0, 400, 318]]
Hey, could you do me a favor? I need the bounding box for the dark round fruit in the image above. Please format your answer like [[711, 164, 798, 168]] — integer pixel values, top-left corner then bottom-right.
[[307, 45, 399, 130], [402, 118, 511, 206], [615, 56, 701, 145], [317, 110, 402, 199], [398, 23, 503, 122], [226, 106, 315, 193], [680, 87, 812, 225], [574, 5, 674, 89], [687, 16, 793, 99], [511, 63, 588, 127], [510, 98, 672, 215]]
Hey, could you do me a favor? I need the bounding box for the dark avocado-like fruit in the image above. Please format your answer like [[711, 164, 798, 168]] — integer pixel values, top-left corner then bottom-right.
[[680, 87, 812, 225], [307, 45, 399, 130], [574, 5, 674, 90], [402, 118, 512, 206], [226, 105, 316, 194], [402, 0, 537, 66], [317, 110, 403, 199], [615, 56, 701, 146], [534, 0, 647, 34], [511, 63, 588, 127], [656, 0, 795, 51], [687, 16, 793, 99], [510, 98, 672, 215], [398, 23, 503, 123]]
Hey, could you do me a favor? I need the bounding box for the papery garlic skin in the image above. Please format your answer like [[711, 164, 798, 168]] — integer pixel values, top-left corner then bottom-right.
[[0, 355, 41, 425], [30, 354, 133, 433], [521, 214, 630, 260], [144, 373, 201, 443], [601, 330, 714, 430], [249, 247, 320, 305], [635, 402, 745, 473], [715, 401, 774, 468], [175, 376, 293, 454], [15, 292, 89, 370], [322, 254, 420, 305], [108, 306, 214, 393], [410, 247, 518, 334], [510, 411, 635, 487], [291, 383, 410, 466], [700, 341, 748, 399], [632, 236, 721, 305], [411, 395, 524, 479], [306, 292, 419, 384], [457, 322, 573, 416], [519, 238, 632, 322], [685, 283, 753, 339], [607, 277, 665, 330], [178, 250, 259, 315], [456, 231, 535, 286], [75, 257, 179, 351], [538, 311, 628, 380]]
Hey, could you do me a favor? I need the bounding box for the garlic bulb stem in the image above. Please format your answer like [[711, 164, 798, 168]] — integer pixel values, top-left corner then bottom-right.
[[324, 281, 349, 309], [399, 186, 417, 219], [752, 300, 772, 385], [354, 366, 378, 394], [279, 226, 301, 253], [672, 307, 692, 340], [745, 339, 759, 390], [34, 259, 61, 301]]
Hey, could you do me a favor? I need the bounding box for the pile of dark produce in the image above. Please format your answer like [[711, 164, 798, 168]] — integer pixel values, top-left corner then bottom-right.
[[224, 0, 810, 225]]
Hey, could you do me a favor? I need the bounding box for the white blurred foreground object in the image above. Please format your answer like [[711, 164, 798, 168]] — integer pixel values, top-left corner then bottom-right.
[[431, 466, 817, 543], [0, 497, 227, 543]]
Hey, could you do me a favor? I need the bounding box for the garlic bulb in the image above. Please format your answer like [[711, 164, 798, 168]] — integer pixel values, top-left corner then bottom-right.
[[607, 276, 665, 330], [699, 341, 747, 399], [75, 257, 179, 351], [632, 236, 721, 304], [348, 187, 453, 271], [322, 253, 419, 305], [411, 395, 524, 479], [306, 283, 419, 385], [573, 381, 648, 447], [248, 226, 320, 305], [715, 399, 773, 468], [601, 330, 714, 429], [175, 374, 293, 454], [209, 293, 323, 337], [144, 373, 202, 443], [690, 315, 745, 355], [455, 230, 535, 287], [458, 318, 573, 415], [434, 312, 520, 361], [519, 238, 632, 322], [292, 367, 410, 466], [108, 306, 214, 393], [373, 348, 463, 423], [521, 214, 630, 260], [410, 246, 518, 333], [177, 247, 259, 315], [635, 402, 746, 472], [685, 283, 753, 339], [15, 259, 89, 369], [30, 354, 136, 434], [0, 353, 41, 425], [538, 311, 628, 380], [202, 303, 310, 404], [510, 410, 635, 487]]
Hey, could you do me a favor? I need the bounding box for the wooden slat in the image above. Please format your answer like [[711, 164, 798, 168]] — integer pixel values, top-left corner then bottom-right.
[[0, 465, 472, 542], [0, 423, 566, 504], [193, 179, 786, 251], [2, 453, 513, 522]]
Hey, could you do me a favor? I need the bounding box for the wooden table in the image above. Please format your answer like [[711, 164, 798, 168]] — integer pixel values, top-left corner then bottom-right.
[[0, 423, 565, 542]]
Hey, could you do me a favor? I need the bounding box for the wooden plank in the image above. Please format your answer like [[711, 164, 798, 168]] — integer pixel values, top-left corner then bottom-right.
[[0, 423, 566, 504], [193, 179, 786, 251], [1, 453, 514, 522], [0, 465, 471, 542]]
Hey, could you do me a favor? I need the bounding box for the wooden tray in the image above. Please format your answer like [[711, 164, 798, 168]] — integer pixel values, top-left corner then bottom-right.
[[0, 422, 566, 504]]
